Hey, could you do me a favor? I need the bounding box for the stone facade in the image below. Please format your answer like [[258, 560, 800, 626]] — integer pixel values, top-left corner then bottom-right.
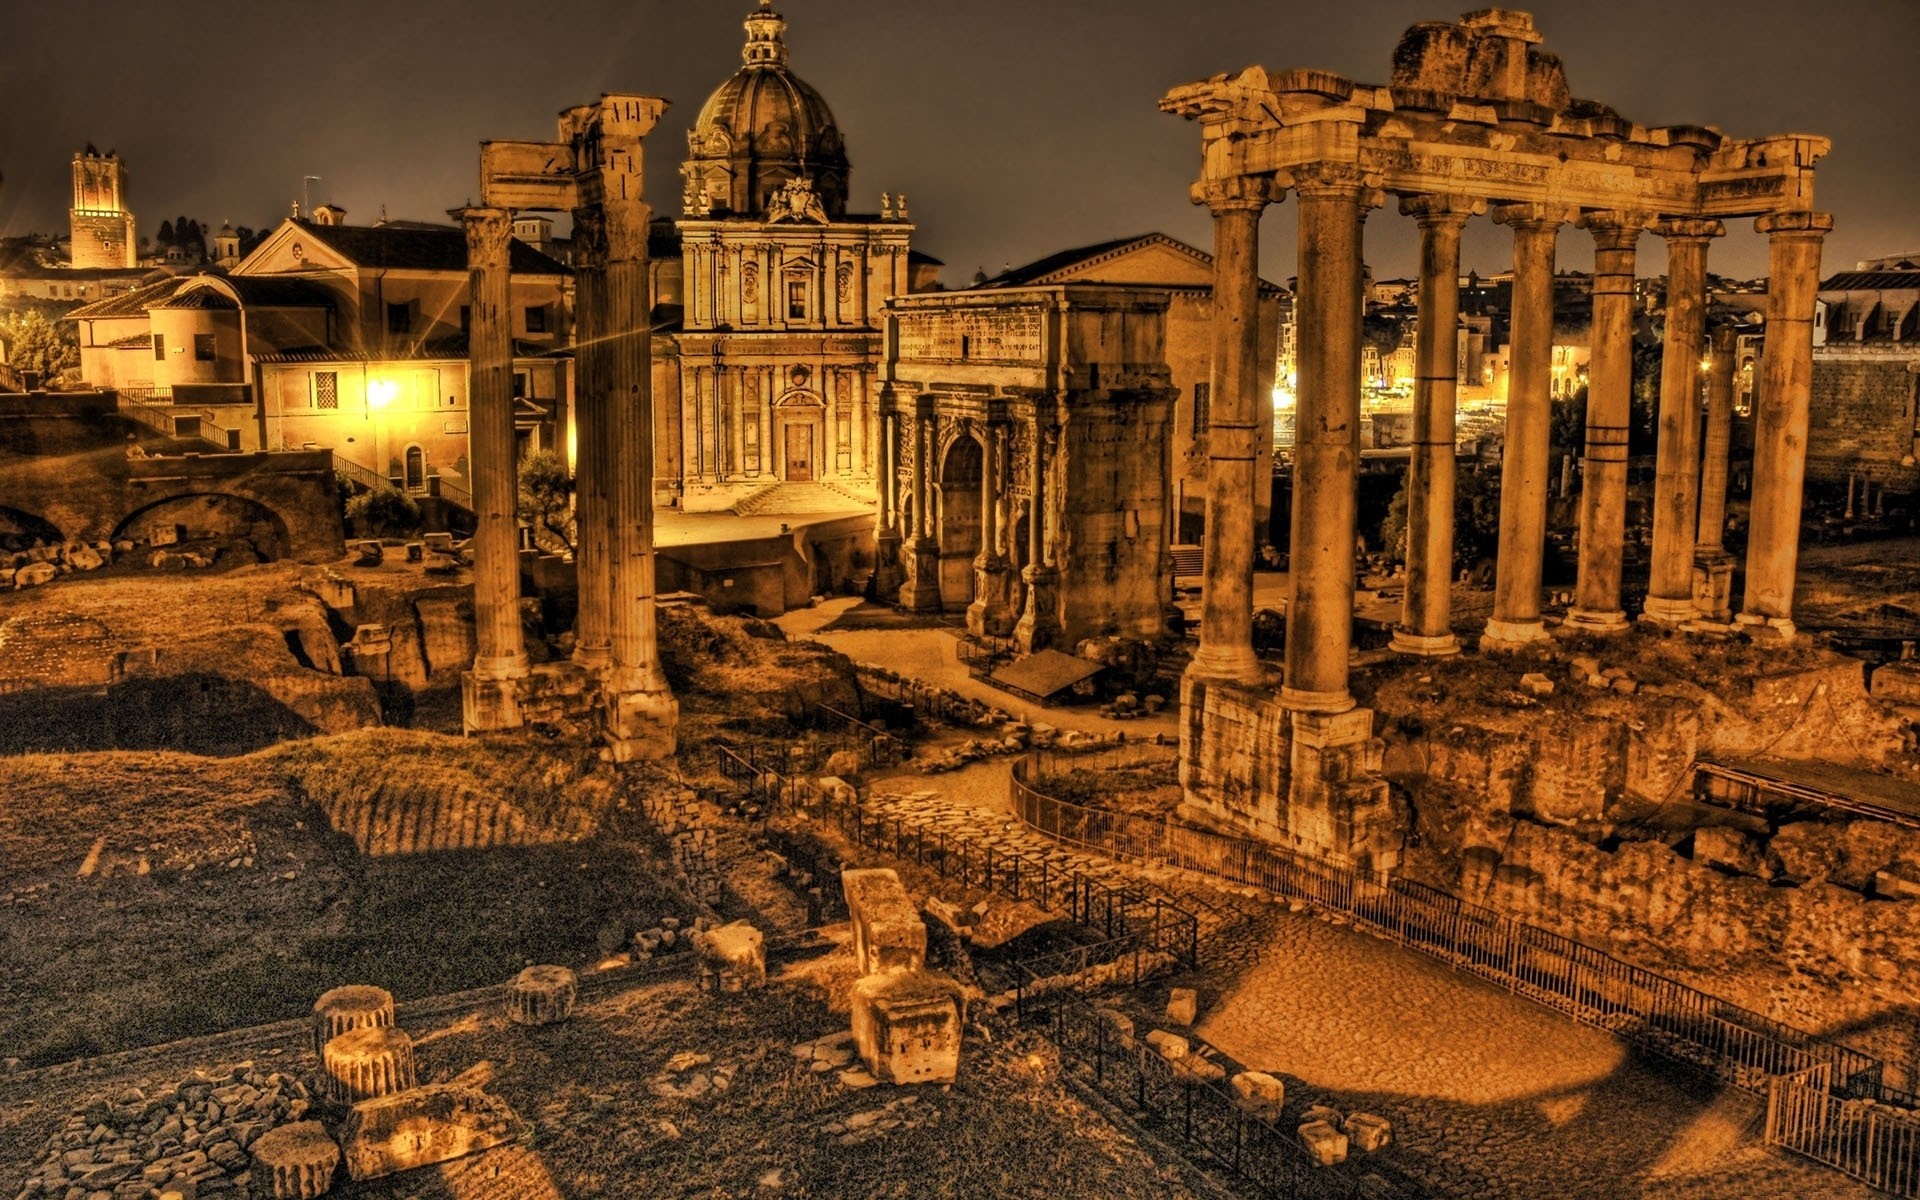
[[69, 149, 136, 270], [1808, 257, 1920, 494]]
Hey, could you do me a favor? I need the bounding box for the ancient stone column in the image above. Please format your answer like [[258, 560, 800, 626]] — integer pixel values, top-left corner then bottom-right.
[[1283, 168, 1369, 713], [459, 207, 529, 731], [506, 964, 578, 1026], [1740, 211, 1833, 636], [1392, 195, 1477, 657], [1566, 212, 1646, 633], [1642, 219, 1723, 626], [1186, 177, 1272, 687], [871, 405, 904, 597], [1697, 324, 1738, 553], [1482, 205, 1566, 650], [968, 422, 1013, 637], [569, 207, 613, 669], [1692, 324, 1739, 620], [321, 1026, 417, 1104], [1015, 421, 1060, 651], [311, 985, 394, 1057], [249, 1121, 340, 1200], [602, 189, 678, 760], [899, 405, 942, 611]]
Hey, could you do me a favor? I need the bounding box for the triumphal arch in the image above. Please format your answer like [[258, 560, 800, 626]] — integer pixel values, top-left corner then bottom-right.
[[1164, 9, 1830, 871]]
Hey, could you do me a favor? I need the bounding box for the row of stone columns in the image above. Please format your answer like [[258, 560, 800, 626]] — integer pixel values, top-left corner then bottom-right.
[[1186, 175, 1831, 712]]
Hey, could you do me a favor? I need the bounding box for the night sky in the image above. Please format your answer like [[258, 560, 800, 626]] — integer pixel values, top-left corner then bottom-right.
[[1, 0, 1913, 285]]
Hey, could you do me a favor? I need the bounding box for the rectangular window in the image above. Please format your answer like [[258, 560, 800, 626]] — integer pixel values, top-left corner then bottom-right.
[[1192, 382, 1211, 435], [313, 371, 339, 410], [152, 333, 166, 362], [524, 305, 547, 333], [460, 305, 471, 333], [386, 302, 411, 335], [512, 371, 528, 400], [788, 281, 806, 320], [193, 333, 216, 362]]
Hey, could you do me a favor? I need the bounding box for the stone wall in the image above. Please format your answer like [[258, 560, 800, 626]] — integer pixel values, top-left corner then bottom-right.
[[1809, 347, 1920, 491]]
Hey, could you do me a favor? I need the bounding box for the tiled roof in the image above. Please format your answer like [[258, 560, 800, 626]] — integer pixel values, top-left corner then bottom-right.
[[65, 278, 180, 320], [220, 276, 334, 308], [291, 220, 569, 275], [1821, 271, 1920, 292], [976, 232, 1282, 294], [154, 288, 239, 311], [250, 337, 565, 364]]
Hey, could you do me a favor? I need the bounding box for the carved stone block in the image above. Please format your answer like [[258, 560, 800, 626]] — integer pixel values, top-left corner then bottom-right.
[[249, 1120, 340, 1200], [507, 965, 578, 1025], [841, 867, 927, 977], [849, 969, 964, 1085], [339, 1084, 520, 1181]]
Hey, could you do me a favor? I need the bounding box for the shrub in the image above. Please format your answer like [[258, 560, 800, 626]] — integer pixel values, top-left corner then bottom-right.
[[346, 485, 420, 538]]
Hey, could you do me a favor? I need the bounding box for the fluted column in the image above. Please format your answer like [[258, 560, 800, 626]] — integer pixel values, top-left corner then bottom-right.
[[459, 206, 528, 733], [569, 207, 612, 669], [967, 422, 1014, 637], [1565, 212, 1646, 633], [870, 403, 904, 599], [1697, 324, 1737, 553], [977, 426, 999, 563], [603, 184, 677, 759], [1740, 211, 1833, 636], [1392, 195, 1477, 657], [897, 403, 941, 611], [1014, 420, 1059, 651], [1481, 205, 1567, 650], [1186, 177, 1274, 687], [1283, 167, 1372, 713], [1641, 219, 1723, 625]]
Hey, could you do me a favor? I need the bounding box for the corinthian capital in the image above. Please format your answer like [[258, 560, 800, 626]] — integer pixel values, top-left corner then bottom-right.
[[1490, 202, 1574, 232], [1283, 161, 1379, 201], [1754, 210, 1834, 238], [1648, 216, 1725, 242], [1399, 193, 1483, 228], [1189, 175, 1278, 215]]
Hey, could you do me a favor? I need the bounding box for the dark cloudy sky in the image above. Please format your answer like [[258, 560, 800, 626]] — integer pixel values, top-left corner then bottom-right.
[[1, 0, 1913, 284]]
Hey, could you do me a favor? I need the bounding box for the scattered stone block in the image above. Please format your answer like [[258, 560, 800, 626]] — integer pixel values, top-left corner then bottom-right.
[[322, 1026, 418, 1105], [1345, 1111, 1392, 1153], [964, 898, 1059, 951], [66, 543, 103, 571], [922, 896, 970, 934], [506, 965, 578, 1025], [13, 561, 55, 588], [151, 524, 181, 546], [1610, 676, 1639, 695], [1298, 1119, 1350, 1167], [1145, 1029, 1189, 1060], [423, 532, 454, 553], [354, 540, 384, 566], [1519, 672, 1554, 696], [1302, 1103, 1344, 1127], [249, 1121, 339, 1199], [849, 969, 965, 1085], [404, 542, 424, 563], [1098, 1007, 1135, 1047], [1179, 1055, 1227, 1083], [1692, 826, 1770, 879], [1166, 986, 1198, 1026], [841, 867, 927, 976], [1875, 866, 1920, 900], [312, 985, 395, 1056], [339, 1084, 519, 1181], [1231, 1071, 1286, 1120], [693, 920, 767, 993]]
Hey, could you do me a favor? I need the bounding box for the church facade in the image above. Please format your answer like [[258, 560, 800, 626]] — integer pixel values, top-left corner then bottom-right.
[[655, 1, 929, 512]]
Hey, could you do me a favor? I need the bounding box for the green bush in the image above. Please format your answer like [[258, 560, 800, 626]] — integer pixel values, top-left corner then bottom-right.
[[346, 485, 421, 538]]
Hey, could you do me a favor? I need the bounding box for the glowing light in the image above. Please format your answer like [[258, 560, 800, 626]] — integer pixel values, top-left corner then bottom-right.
[[1272, 386, 1296, 412], [367, 378, 397, 410], [1700, 357, 1713, 374]]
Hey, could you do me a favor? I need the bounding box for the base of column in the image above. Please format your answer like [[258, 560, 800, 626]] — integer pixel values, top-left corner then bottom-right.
[[1691, 550, 1735, 622], [965, 560, 1016, 639], [1479, 618, 1552, 651], [896, 537, 943, 613], [1183, 645, 1265, 690], [1013, 567, 1059, 654], [604, 682, 679, 763], [1389, 628, 1460, 657], [1563, 607, 1631, 635], [1637, 596, 1699, 628], [1279, 684, 1355, 715], [1287, 707, 1401, 875], [1735, 612, 1798, 643], [570, 643, 612, 673], [461, 672, 525, 734]]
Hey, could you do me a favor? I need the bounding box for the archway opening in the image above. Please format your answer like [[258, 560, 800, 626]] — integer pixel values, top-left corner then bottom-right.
[[937, 436, 984, 609], [111, 493, 291, 563], [0, 506, 66, 553]]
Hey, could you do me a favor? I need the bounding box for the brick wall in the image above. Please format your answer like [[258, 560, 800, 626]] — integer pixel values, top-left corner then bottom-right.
[[1809, 347, 1920, 489]]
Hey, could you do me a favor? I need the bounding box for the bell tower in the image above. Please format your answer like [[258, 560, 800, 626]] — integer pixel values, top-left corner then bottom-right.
[[69, 146, 137, 269]]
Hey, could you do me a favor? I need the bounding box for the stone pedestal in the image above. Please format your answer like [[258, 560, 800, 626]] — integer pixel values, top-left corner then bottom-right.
[[340, 1085, 520, 1181], [1563, 606, 1631, 635], [506, 965, 578, 1026], [605, 683, 678, 764], [869, 529, 904, 600], [1231, 1071, 1286, 1121], [1013, 565, 1059, 653], [1480, 616, 1551, 652], [1690, 550, 1735, 622], [966, 559, 1016, 638], [461, 672, 524, 735], [897, 538, 944, 612], [849, 969, 965, 1085], [841, 867, 927, 976], [1298, 1120, 1350, 1167], [311, 985, 394, 1057], [322, 1026, 418, 1105], [693, 920, 767, 993], [249, 1121, 340, 1200], [1288, 707, 1401, 874]]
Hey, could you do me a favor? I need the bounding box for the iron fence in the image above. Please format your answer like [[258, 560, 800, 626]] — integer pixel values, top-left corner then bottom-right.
[[1767, 1064, 1920, 1197], [811, 702, 905, 768], [854, 664, 1003, 727]]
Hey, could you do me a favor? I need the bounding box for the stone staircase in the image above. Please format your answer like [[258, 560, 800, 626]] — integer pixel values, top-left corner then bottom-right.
[[732, 482, 875, 517]]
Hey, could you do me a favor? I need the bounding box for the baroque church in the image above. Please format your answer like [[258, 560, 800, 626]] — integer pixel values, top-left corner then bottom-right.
[[654, 1, 938, 512]]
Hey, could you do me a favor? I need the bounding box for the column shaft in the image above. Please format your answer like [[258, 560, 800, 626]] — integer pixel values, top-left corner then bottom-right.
[[570, 208, 612, 668], [1697, 324, 1737, 551], [1643, 221, 1721, 624], [1741, 212, 1833, 632], [977, 425, 998, 564], [462, 207, 528, 683], [1568, 214, 1644, 631], [1394, 199, 1473, 655], [1188, 186, 1269, 686], [1483, 208, 1563, 648], [1283, 175, 1367, 712]]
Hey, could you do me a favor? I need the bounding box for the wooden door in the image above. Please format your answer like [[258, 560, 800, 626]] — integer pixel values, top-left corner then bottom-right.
[[785, 425, 814, 481]]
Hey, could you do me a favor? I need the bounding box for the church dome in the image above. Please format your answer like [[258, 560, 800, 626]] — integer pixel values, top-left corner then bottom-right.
[[682, 1, 850, 220]]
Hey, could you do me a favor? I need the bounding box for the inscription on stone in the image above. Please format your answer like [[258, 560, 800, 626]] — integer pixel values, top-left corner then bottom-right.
[[898, 308, 1044, 363]]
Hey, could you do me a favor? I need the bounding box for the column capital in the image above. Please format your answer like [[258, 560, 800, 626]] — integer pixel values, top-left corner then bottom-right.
[[1755, 210, 1835, 238], [1490, 202, 1573, 231], [1398, 193, 1483, 227], [1649, 216, 1726, 242], [455, 206, 513, 253], [1578, 210, 1652, 250], [1189, 175, 1278, 215], [569, 206, 608, 267], [1282, 162, 1381, 202]]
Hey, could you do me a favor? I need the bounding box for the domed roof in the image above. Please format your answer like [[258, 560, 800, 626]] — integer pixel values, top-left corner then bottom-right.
[[683, 1, 850, 221]]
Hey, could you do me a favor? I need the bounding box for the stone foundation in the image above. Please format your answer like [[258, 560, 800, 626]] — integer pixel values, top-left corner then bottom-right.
[[339, 1084, 520, 1181], [841, 867, 928, 976]]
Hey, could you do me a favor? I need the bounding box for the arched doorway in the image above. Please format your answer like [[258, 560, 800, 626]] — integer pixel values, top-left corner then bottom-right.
[[937, 436, 983, 609], [403, 445, 426, 492]]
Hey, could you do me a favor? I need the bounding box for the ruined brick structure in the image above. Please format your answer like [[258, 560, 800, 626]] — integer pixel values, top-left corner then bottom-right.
[[1164, 9, 1831, 871], [68, 148, 136, 270]]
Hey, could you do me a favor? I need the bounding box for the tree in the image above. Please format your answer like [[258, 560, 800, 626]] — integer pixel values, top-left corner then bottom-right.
[[1380, 465, 1503, 567], [1, 310, 80, 381], [156, 219, 176, 247], [345, 485, 420, 538], [518, 449, 575, 553]]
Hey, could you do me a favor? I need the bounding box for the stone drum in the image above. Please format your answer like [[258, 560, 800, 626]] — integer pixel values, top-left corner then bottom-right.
[[507, 964, 578, 1026], [311, 984, 395, 1056], [249, 1120, 341, 1200], [322, 1025, 418, 1105]]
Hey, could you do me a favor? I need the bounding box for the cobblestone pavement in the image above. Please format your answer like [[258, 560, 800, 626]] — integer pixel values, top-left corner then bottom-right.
[[857, 767, 1880, 1200]]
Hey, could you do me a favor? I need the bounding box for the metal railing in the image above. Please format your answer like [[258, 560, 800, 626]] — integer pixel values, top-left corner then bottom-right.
[[1767, 1064, 1920, 1197], [854, 664, 1005, 727], [811, 703, 905, 768], [1011, 754, 1892, 1095], [333, 455, 387, 493]]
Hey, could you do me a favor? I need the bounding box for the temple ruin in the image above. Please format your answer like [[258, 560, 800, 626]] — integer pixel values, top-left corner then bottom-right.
[[1163, 8, 1832, 869]]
